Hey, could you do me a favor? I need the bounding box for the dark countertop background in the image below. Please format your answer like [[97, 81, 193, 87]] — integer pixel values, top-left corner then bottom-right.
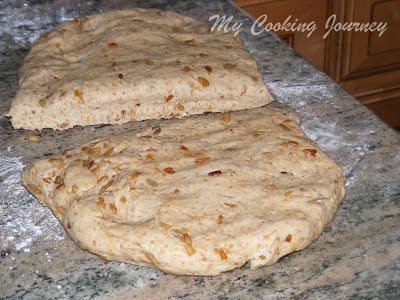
[[0, 0, 399, 299]]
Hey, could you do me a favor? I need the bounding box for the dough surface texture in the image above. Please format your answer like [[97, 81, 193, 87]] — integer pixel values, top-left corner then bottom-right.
[[8, 8, 273, 130], [23, 107, 345, 276]]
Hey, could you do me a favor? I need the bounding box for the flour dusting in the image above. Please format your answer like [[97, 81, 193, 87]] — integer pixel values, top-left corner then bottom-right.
[[0, 147, 64, 253]]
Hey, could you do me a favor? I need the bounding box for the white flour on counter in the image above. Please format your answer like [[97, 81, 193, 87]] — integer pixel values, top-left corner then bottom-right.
[[0, 147, 64, 253]]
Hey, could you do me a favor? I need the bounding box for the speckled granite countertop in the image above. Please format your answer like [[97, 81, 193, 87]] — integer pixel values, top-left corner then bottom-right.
[[0, 0, 399, 299]]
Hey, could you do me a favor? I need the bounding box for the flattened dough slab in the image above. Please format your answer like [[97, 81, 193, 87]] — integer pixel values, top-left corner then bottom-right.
[[23, 107, 345, 275], [8, 8, 273, 130]]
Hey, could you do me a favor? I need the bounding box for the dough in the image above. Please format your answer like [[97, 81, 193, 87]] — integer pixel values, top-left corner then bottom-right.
[[8, 8, 273, 130], [22, 107, 345, 275]]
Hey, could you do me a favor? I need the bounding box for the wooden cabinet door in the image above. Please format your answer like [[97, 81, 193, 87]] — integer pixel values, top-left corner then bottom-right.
[[235, 0, 329, 70], [236, 0, 400, 130], [325, 0, 400, 129]]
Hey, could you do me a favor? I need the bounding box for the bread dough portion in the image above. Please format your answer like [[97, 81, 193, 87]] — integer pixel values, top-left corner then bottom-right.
[[22, 107, 345, 275], [8, 8, 273, 130]]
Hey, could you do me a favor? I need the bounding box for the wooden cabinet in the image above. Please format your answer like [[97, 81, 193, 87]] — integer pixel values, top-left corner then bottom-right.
[[236, 0, 400, 130]]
